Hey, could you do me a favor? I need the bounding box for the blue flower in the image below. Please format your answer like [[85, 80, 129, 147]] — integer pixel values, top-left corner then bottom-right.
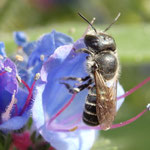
[[25, 30, 73, 86], [32, 38, 125, 150], [0, 57, 31, 130], [13, 32, 28, 47], [0, 42, 6, 57], [27, 30, 73, 69]]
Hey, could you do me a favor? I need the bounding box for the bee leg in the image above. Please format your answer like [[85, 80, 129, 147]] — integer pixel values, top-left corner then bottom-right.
[[60, 75, 91, 82], [60, 79, 93, 94], [76, 79, 93, 92], [60, 82, 76, 94]]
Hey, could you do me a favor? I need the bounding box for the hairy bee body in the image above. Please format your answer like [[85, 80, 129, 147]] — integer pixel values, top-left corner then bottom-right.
[[82, 29, 119, 130], [83, 49, 119, 127], [61, 13, 121, 130]]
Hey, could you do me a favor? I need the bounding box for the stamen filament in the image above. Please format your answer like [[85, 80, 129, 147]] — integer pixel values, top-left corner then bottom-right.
[[48, 94, 76, 125], [21, 79, 30, 92], [111, 109, 147, 129], [117, 77, 150, 100], [50, 107, 148, 132], [60, 113, 82, 124], [19, 80, 36, 115], [0, 71, 6, 76]]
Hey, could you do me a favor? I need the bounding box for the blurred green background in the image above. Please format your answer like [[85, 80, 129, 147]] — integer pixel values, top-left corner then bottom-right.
[[0, 0, 150, 150]]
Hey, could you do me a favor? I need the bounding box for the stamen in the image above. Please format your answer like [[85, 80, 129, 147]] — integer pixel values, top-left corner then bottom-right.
[[15, 55, 24, 62], [17, 46, 23, 51], [19, 74, 40, 115], [34, 73, 40, 81], [21, 79, 30, 92], [146, 103, 150, 111], [40, 55, 45, 61], [50, 128, 74, 132], [19, 80, 36, 115], [4, 66, 12, 73], [117, 77, 150, 100], [77, 106, 148, 131], [111, 109, 147, 129], [48, 94, 76, 125], [49, 125, 78, 132], [1, 90, 17, 122], [16, 74, 22, 83], [69, 126, 78, 132]]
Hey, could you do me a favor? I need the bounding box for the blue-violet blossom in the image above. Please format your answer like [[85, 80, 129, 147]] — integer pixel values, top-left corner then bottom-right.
[[32, 36, 125, 150], [13, 31, 28, 47], [0, 57, 30, 130], [0, 42, 6, 57]]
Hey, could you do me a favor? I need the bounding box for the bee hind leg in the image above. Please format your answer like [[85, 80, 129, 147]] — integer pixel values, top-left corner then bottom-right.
[[60, 79, 93, 94], [60, 75, 90, 83]]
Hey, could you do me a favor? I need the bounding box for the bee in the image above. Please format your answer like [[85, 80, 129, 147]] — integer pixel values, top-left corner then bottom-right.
[[61, 12, 120, 130]]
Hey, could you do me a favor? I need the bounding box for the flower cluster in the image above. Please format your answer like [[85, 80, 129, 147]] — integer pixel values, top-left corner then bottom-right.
[[0, 30, 149, 150]]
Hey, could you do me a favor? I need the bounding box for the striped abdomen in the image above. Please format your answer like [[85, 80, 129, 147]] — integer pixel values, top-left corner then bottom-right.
[[82, 87, 99, 126]]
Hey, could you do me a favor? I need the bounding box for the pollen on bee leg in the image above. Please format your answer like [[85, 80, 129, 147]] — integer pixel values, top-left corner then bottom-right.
[[73, 88, 80, 93], [1, 90, 17, 122]]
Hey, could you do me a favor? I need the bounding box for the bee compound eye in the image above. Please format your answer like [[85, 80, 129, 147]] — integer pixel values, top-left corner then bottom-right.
[[84, 35, 100, 51]]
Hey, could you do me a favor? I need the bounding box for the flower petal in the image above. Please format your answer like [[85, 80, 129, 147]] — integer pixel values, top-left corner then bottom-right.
[[40, 125, 98, 150], [27, 30, 73, 68], [0, 113, 29, 130], [13, 32, 28, 47], [0, 42, 6, 57]]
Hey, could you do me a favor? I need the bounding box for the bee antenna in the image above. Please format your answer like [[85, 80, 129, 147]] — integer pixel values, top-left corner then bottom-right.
[[78, 12, 97, 34], [103, 12, 121, 32]]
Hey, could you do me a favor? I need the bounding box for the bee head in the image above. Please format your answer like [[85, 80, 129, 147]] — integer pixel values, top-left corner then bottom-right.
[[78, 12, 120, 53], [84, 33, 116, 53]]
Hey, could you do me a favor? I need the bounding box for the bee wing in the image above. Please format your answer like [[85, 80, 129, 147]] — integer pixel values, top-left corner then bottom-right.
[[94, 70, 117, 130]]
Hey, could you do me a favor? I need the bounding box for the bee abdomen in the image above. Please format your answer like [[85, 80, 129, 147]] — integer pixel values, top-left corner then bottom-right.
[[82, 94, 99, 126]]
